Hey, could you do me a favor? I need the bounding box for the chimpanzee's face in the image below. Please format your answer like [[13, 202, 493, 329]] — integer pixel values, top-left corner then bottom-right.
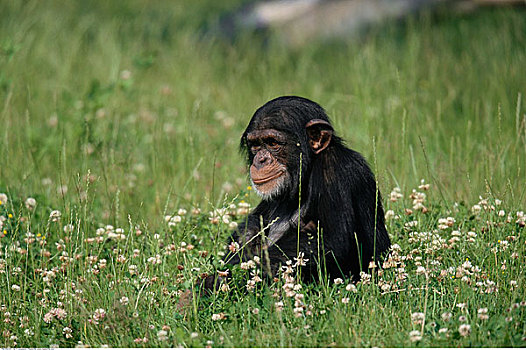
[[245, 128, 292, 200], [242, 99, 334, 201]]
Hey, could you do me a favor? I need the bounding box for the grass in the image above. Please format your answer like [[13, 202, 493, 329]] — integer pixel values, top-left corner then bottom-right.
[[0, 0, 525, 347]]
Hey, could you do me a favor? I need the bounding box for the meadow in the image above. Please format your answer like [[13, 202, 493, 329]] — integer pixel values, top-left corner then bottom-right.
[[0, 0, 525, 347]]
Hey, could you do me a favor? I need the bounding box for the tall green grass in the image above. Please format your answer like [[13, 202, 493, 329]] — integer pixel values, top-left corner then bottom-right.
[[0, 1, 525, 347], [1, 1, 525, 215]]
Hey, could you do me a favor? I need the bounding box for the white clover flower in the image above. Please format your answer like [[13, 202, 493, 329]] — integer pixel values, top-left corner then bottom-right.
[[63, 327, 73, 339], [274, 302, 284, 312], [409, 330, 422, 342], [418, 180, 430, 190], [228, 241, 240, 253], [458, 324, 471, 337], [147, 254, 162, 265], [516, 211, 526, 226], [477, 308, 488, 320], [49, 210, 62, 222], [57, 184, 68, 195], [43, 311, 53, 323], [240, 260, 256, 270], [416, 266, 427, 275], [413, 202, 426, 211], [410, 189, 426, 205], [389, 187, 403, 202], [293, 284, 302, 291], [93, 308, 106, 321], [120, 70, 132, 80], [236, 202, 251, 216], [51, 307, 67, 320], [220, 283, 230, 293], [411, 312, 425, 325], [346, 284, 357, 292], [25, 197, 37, 210], [246, 280, 256, 291], [380, 283, 391, 291], [293, 307, 303, 314], [462, 260, 472, 270], [467, 231, 477, 238], [157, 330, 168, 341], [385, 210, 398, 220], [222, 182, 233, 193], [333, 278, 344, 285], [359, 272, 372, 283], [294, 252, 309, 267], [438, 217, 455, 230], [404, 220, 418, 228]]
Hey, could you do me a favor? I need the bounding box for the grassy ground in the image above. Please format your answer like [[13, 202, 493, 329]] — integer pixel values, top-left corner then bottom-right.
[[0, 0, 525, 347]]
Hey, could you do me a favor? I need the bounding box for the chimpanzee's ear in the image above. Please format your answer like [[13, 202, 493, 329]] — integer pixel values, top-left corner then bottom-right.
[[306, 119, 333, 154]]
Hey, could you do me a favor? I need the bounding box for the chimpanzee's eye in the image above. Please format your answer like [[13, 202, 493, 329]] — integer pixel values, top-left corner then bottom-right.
[[246, 140, 256, 154], [249, 142, 262, 154], [266, 138, 279, 149]]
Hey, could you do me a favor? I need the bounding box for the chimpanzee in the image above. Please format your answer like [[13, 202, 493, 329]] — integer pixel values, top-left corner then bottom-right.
[[224, 96, 390, 283]]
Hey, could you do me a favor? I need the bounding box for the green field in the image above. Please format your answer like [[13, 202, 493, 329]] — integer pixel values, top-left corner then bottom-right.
[[1, 1, 525, 347]]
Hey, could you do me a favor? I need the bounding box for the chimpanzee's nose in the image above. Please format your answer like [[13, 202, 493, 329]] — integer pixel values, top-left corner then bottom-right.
[[254, 152, 270, 169]]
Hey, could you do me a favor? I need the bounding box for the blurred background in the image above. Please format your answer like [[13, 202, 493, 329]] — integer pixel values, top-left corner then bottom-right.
[[0, 0, 525, 221]]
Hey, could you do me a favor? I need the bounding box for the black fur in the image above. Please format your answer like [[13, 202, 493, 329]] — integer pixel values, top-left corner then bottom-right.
[[225, 96, 390, 282]]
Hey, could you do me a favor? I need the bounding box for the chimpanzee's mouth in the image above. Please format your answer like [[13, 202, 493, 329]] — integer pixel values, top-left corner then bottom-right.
[[251, 171, 284, 185]]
